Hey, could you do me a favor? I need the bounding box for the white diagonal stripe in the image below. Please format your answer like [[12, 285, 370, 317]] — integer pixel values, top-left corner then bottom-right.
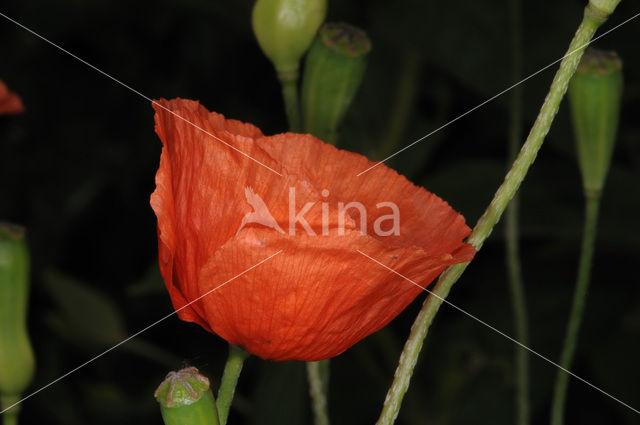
[[357, 11, 640, 176], [0, 250, 282, 414], [0, 12, 283, 177], [357, 249, 640, 416]]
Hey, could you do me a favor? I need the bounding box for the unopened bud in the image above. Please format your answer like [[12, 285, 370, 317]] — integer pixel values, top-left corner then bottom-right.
[[0, 223, 35, 405], [252, 0, 327, 75]]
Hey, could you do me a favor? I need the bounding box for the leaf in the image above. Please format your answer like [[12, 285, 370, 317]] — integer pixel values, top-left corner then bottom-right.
[[43, 270, 127, 349]]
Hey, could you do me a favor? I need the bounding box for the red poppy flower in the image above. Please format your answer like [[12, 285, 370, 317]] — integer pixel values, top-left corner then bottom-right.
[[0, 80, 24, 115], [150, 98, 474, 361]]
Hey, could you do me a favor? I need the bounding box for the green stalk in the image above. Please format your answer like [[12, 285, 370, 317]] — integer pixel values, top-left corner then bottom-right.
[[216, 345, 249, 425], [550, 193, 601, 425], [506, 0, 530, 422], [375, 3, 616, 424], [279, 71, 302, 132], [307, 361, 330, 425], [378, 50, 421, 158], [1, 395, 19, 425]]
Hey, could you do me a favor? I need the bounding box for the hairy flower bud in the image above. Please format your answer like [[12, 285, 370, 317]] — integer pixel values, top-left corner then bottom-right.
[[568, 48, 623, 195], [252, 0, 327, 74]]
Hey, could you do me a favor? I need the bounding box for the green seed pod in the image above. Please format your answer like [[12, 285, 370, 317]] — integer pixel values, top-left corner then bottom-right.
[[301, 22, 371, 144], [252, 0, 327, 75], [568, 48, 623, 195], [0, 223, 35, 409], [588, 0, 622, 16], [155, 366, 220, 425]]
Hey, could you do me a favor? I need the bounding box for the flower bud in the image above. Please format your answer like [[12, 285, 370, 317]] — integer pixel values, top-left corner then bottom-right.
[[301, 22, 371, 144], [0, 223, 35, 403], [568, 48, 623, 195], [252, 0, 327, 75], [154, 366, 219, 425]]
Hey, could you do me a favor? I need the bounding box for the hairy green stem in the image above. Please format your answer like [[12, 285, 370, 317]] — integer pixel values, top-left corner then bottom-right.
[[550, 193, 601, 425], [307, 360, 330, 425], [376, 4, 612, 424], [279, 70, 302, 132], [216, 345, 248, 425], [506, 0, 530, 422]]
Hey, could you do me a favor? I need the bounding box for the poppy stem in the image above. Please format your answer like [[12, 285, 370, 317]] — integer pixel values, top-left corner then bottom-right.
[[307, 360, 330, 425], [549, 192, 601, 425], [378, 49, 421, 159], [216, 344, 249, 425], [376, 2, 618, 424], [1, 396, 19, 425], [279, 70, 302, 132], [505, 0, 530, 422]]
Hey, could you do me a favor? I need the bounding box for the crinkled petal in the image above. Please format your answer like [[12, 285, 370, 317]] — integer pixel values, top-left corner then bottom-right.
[[150, 98, 475, 360]]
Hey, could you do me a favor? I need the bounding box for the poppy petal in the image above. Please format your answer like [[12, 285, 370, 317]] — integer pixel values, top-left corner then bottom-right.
[[150, 98, 475, 360], [0, 80, 24, 115]]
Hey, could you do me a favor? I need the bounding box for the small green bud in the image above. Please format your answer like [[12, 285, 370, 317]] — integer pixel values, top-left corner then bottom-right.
[[252, 0, 327, 75], [155, 366, 220, 425], [301, 22, 371, 144], [568, 48, 623, 195], [0, 223, 35, 404]]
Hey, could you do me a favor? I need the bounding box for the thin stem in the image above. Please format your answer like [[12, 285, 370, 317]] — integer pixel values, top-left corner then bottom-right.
[[550, 193, 601, 425], [376, 5, 611, 424], [2, 412, 16, 425], [216, 344, 249, 425], [307, 360, 330, 425], [279, 70, 302, 132], [506, 0, 530, 422], [1, 395, 19, 425]]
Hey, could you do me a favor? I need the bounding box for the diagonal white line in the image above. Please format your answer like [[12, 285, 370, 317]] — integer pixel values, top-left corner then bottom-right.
[[0, 250, 282, 415], [0, 11, 283, 177], [357, 11, 640, 177], [356, 249, 640, 416]]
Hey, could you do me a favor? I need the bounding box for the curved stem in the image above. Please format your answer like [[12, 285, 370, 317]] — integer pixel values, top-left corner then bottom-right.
[[376, 5, 611, 424], [550, 193, 601, 425], [216, 344, 249, 425], [307, 360, 330, 425], [279, 70, 302, 132], [506, 0, 530, 422]]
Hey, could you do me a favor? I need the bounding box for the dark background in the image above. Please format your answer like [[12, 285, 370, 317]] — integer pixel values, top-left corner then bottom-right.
[[1, 0, 639, 424]]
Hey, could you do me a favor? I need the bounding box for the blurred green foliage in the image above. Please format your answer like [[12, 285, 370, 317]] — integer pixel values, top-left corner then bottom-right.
[[1, 0, 639, 424]]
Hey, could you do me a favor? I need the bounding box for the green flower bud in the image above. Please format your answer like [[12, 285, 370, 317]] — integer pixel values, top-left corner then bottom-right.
[[155, 366, 220, 425], [301, 22, 371, 144], [252, 0, 327, 75], [568, 48, 623, 195], [0, 223, 35, 413]]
